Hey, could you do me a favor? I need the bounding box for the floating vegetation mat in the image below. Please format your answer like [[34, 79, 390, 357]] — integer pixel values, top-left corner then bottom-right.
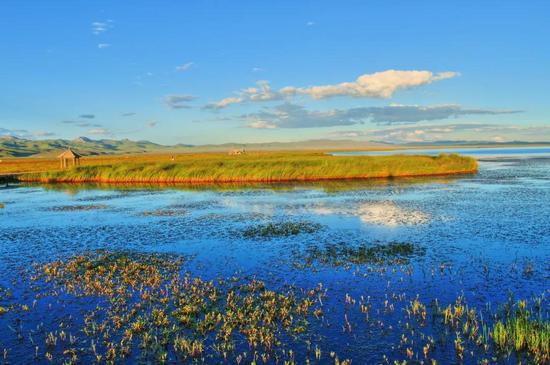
[[139, 209, 186, 217], [45, 204, 110, 212], [243, 221, 323, 239], [9, 251, 332, 364], [295, 241, 426, 268]]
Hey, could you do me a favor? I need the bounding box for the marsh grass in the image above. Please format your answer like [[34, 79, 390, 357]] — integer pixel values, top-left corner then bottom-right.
[[29, 251, 331, 364], [20, 152, 478, 184], [243, 221, 323, 238], [492, 300, 550, 362], [297, 241, 426, 268]]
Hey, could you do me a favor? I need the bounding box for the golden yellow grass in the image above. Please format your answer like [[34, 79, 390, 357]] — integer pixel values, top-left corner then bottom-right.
[[14, 151, 478, 184]]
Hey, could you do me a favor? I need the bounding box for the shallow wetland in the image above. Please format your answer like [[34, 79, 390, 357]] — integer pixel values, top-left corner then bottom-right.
[[0, 152, 549, 364]]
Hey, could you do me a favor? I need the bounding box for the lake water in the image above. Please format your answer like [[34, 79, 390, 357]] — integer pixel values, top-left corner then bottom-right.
[[0, 150, 549, 364]]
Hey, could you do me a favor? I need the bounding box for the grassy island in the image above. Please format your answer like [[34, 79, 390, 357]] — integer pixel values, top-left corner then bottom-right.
[[17, 152, 477, 184]]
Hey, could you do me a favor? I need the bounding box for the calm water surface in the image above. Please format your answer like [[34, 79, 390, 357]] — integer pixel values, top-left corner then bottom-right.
[[0, 151, 549, 364]]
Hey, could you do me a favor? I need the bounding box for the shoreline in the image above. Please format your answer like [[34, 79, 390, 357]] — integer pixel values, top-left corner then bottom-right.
[[17, 169, 478, 185]]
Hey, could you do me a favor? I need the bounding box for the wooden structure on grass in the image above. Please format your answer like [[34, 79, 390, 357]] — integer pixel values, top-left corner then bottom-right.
[[58, 148, 82, 168], [229, 148, 246, 155]]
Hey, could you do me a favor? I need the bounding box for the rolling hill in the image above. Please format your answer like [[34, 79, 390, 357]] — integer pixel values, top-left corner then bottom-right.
[[0, 136, 389, 158]]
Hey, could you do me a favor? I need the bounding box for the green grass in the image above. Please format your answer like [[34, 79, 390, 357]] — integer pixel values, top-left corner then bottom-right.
[[492, 300, 550, 361], [20, 152, 477, 184]]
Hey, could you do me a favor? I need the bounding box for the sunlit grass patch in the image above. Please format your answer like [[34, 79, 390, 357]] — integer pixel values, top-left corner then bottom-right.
[[243, 221, 323, 238], [296, 241, 426, 268], [20, 152, 478, 184]]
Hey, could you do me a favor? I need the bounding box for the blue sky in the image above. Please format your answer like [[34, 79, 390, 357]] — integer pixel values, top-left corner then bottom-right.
[[1, 1, 549, 144]]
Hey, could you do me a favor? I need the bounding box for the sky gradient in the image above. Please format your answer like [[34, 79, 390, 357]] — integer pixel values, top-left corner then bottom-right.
[[1, 1, 549, 144]]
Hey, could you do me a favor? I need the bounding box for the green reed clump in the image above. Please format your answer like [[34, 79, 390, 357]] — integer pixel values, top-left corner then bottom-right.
[[243, 221, 322, 238], [431, 295, 549, 364], [492, 300, 549, 363], [298, 241, 425, 268]]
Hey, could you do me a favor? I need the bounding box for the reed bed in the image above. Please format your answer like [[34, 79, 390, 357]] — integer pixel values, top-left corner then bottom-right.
[[19, 152, 477, 184]]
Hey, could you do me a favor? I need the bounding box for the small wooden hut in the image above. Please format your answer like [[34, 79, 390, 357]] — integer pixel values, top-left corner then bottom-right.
[[58, 148, 82, 168], [229, 148, 246, 155]]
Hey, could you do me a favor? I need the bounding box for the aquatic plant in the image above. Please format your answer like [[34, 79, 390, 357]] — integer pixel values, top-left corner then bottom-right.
[[491, 300, 549, 363], [45, 204, 110, 212], [297, 241, 426, 268], [29, 251, 329, 363], [243, 221, 322, 238]]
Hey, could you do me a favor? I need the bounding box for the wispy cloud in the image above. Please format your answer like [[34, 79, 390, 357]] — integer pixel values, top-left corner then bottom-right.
[[61, 120, 102, 128], [176, 62, 194, 72], [205, 70, 459, 109], [121, 112, 136, 117], [87, 128, 112, 136], [97, 43, 111, 49], [92, 20, 113, 35], [0, 128, 55, 139], [332, 124, 550, 143], [147, 121, 158, 128], [164, 94, 197, 109], [79, 114, 95, 119], [242, 103, 519, 129], [306, 21, 315, 26]]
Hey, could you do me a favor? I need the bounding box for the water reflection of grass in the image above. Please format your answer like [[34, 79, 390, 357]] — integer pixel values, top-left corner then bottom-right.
[[25, 169, 470, 193]]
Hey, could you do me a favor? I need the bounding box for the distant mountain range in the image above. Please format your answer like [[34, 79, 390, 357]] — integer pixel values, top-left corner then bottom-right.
[[0, 136, 390, 158], [0, 135, 549, 158], [0, 136, 192, 158]]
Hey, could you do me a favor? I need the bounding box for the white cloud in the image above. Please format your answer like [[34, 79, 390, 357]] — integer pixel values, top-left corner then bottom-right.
[[205, 70, 459, 109], [337, 123, 550, 144], [87, 128, 112, 136], [248, 120, 277, 129], [241, 103, 520, 129], [176, 62, 194, 72], [97, 43, 111, 49], [92, 21, 113, 35]]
